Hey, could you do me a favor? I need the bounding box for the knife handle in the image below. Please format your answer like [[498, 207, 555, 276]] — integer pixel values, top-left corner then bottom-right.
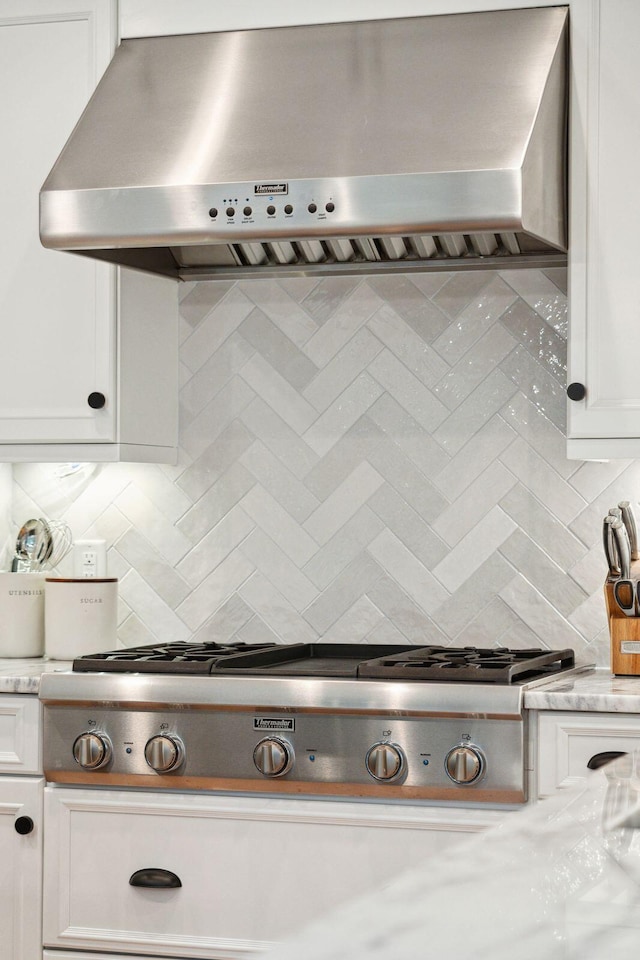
[[612, 518, 632, 580], [603, 515, 620, 578], [619, 501, 639, 561]]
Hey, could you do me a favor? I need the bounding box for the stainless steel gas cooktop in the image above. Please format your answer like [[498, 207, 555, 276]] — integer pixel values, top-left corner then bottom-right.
[[40, 642, 589, 805]]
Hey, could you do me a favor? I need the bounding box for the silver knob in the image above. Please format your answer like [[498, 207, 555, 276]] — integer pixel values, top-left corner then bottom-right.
[[253, 738, 293, 777], [144, 735, 185, 773], [73, 732, 112, 770], [445, 744, 485, 784], [365, 742, 405, 782]]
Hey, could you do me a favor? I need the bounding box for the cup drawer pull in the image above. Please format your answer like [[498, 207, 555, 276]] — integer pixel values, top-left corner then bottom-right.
[[587, 751, 627, 771], [129, 868, 182, 889]]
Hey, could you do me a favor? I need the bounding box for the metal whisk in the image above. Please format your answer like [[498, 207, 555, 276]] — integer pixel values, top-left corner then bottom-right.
[[42, 520, 74, 571]]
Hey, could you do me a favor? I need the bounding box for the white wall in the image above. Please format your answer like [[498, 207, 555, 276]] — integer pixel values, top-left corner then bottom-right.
[[120, 0, 563, 37]]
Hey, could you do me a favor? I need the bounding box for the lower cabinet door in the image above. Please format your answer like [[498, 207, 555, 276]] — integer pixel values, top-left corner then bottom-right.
[[43, 785, 502, 959], [0, 776, 43, 960]]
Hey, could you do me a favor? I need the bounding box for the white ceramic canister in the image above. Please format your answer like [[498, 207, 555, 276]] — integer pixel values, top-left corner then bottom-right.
[[45, 578, 118, 660], [0, 573, 45, 658]]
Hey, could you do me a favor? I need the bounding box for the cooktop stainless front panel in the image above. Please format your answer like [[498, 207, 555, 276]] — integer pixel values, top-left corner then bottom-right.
[[43, 702, 526, 803]]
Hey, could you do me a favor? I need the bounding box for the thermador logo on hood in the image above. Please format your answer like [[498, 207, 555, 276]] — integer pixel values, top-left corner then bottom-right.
[[254, 183, 288, 195]]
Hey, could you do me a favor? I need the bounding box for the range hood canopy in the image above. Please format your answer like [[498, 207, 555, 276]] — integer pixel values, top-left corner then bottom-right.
[[40, 7, 568, 280]]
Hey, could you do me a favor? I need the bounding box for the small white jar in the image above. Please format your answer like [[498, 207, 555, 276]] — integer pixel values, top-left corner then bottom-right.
[[45, 578, 118, 660]]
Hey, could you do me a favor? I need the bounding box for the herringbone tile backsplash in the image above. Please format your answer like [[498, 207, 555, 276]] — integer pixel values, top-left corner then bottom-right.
[[12, 268, 636, 667]]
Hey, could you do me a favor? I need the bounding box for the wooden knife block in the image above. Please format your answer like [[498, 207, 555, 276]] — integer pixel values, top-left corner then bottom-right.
[[605, 574, 640, 675]]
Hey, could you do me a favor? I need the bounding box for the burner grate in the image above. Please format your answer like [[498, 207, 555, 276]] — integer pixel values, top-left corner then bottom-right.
[[72, 641, 278, 674], [358, 646, 576, 683]]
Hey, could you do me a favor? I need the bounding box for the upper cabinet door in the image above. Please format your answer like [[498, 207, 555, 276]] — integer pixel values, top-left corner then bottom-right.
[[0, 0, 117, 444], [567, 0, 640, 458]]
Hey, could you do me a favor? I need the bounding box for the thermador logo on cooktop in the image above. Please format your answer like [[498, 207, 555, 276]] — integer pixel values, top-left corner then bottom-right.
[[254, 183, 288, 195], [254, 718, 295, 731]]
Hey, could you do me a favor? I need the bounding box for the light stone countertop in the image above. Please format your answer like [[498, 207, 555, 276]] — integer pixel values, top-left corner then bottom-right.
[[0, 657, 72, 694], [261, 757, 640, 960], [524, 668, 640, 712]]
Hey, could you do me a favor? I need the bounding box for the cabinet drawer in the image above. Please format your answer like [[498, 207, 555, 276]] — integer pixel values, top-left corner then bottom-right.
[[44, 786, 498, 958], [0, 695, 40, 774], [538, 712, 640, 797]]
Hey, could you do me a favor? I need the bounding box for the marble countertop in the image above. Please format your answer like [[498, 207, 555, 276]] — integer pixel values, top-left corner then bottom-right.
[[524, 669, 640, 712], [0, 657, 72, 694], [262, 755, 640, 960]]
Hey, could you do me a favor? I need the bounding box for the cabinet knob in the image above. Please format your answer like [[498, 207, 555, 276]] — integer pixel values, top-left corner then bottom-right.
[[567, 382, 586, 401], [87, 391, 106, 409], [14, 816, 34, 835]]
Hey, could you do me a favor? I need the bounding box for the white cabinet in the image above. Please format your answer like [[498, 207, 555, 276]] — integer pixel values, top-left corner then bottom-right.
[[0, 695, 43, 960], [537, 711, 640, 798], [43, 785, 501, 958], [567, 0, 640, 458], [0, 0, 177, 464], [0, 776, 44, 960], [0, 694, 41, 774]]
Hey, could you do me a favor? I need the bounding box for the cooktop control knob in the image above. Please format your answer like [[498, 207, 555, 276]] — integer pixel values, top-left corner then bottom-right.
[[445, 744, 485, 785], [365, 742, 405, 782], [73, 732, 112, 770], [144, 735, 185, 773], [253, 738, 293, 777]]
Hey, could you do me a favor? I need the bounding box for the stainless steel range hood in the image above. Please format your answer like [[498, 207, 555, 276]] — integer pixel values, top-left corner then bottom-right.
[[40, 7, 568, 280]]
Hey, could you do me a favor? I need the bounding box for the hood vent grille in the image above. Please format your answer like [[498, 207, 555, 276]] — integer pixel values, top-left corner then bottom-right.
[[170, 231, 563, 280]]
